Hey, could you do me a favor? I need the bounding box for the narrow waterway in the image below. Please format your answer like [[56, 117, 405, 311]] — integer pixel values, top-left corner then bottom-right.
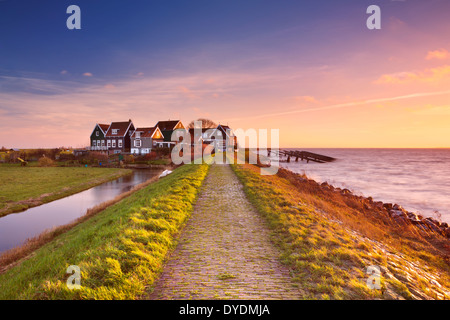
[[0, 169, 160, 253]]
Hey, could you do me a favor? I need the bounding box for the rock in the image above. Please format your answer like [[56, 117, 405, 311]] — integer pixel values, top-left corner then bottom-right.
[[425, 217, 440, 226], [391, 210, 406, 217], [383, 287, 405, 300], [393, 204, 403, 211], [441, 222, 448, 229], [407, 212, 421, 222], [430, 279, 442, 288], [423, 220, 441, 233], [394, 272, 411, 283], [341, 188, 351, 195], [408, 286, 431, 300], [367, 197, 373, 203], [445, 227, 450, 238], [394, 216, 409, 225], [373, 201, 384, 210]]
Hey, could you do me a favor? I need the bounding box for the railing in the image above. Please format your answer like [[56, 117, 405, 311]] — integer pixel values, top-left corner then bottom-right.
[[90, 146, 108, 151]]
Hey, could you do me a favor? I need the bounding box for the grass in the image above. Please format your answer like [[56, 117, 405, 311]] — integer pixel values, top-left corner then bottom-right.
[[231, 163, 450, 299], [217, 272, 237, 280], [0, 167, 131, 216], [147, 159, 171, 166], [0, 163, 209, 299]]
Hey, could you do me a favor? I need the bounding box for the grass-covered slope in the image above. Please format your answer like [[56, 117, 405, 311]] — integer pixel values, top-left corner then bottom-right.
[[232, 163, 450, 300], [0, 167, 131, 216], [0, 164, 209, 299]]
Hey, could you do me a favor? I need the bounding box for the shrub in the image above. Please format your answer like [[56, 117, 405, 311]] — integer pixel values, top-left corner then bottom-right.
[[123, 155, 135, 164], [38, 157, 55, 167], [144, 151, 157, 161]]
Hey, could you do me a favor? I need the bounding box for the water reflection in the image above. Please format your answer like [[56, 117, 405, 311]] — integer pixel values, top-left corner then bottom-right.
[[0, 169, 160, 253]]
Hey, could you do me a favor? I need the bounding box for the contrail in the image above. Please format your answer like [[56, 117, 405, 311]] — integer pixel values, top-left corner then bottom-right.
[[226, 90, 450, 121]]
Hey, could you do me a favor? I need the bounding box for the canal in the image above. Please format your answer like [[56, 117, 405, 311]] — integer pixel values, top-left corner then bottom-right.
[[0, 169, 161, 253]]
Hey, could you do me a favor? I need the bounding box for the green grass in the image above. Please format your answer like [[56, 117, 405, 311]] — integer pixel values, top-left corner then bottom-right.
[[0, 163, 209, 299], [0, 167, 131, 216], [147, 159, 171, 165], [231, 164, 392, 299], [231, 164, 450, 300]]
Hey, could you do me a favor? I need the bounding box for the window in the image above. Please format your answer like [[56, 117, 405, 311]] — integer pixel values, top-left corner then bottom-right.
[[112, 140, 116, 148], [135, 140, 141, 147], [97, 140, 101, 147], [118, 140, 122, 148], [96, 131, 99, 137], [93, 140, 97, 147], [112, 129, 119, 135], [107, 140, 111, 147], [101, 140, 105, 146], [135, 131, 141, 139]]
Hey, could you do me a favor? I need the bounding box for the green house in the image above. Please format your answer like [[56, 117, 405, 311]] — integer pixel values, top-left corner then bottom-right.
[[90, 123, 110, 152]]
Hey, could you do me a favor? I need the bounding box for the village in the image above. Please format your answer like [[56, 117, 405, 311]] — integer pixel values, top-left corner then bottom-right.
[[0, 119, 238, 167]]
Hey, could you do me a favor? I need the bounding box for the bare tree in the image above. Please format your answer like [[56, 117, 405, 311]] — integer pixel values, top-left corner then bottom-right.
[[187, 118, 217, 129]]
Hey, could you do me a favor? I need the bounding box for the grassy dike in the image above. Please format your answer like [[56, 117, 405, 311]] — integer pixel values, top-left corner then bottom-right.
[[0, 163, 209, 299], [0, 167, 132, 216], [231, 163, 450, 299]]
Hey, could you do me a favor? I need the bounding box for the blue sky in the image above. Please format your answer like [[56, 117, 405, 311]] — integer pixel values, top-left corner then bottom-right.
[[1, 0, 450, 148]]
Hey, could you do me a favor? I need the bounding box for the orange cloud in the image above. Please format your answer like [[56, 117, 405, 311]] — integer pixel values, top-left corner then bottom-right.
[[374, 65, 450, 84], [178, 85, 198, 99], [426, 49, 449, 60], [83, 72, 93, 77], [413, 105, 450, 116], [295, 95, 317, 104]]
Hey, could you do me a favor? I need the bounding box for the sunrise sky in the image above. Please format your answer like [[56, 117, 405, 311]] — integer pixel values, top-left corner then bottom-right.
[[1, 0, 450, 148]]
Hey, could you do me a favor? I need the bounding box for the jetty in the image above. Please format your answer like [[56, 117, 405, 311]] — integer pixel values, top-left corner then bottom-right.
[[267, 149, 336, 163]]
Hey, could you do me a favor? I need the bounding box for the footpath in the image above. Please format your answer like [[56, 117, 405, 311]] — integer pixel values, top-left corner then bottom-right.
[[147, 164, 302, 299]]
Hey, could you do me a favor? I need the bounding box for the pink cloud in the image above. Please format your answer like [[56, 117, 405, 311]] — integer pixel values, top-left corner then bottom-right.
[[374, 65, 450, 84], [426, 49, 450, 60]]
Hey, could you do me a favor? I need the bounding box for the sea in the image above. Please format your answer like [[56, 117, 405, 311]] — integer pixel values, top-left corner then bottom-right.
[[278, 148, 450, 224]]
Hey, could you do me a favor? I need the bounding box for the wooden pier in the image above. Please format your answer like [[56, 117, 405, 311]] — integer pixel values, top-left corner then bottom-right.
[[267, 149, 336, 163]]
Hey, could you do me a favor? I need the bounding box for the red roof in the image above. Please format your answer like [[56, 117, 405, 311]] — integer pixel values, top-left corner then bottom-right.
[[131, 127, 163, 139], [105, 120, 134, 137], [98, 124, 110, 133], [155, 120, 182, 131]]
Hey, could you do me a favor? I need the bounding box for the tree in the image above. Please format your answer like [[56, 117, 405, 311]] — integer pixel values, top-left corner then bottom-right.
[[187, 118, 217, 129]]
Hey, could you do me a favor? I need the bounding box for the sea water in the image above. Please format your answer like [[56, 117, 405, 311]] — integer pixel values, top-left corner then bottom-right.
[[280, 148, 450, 223]]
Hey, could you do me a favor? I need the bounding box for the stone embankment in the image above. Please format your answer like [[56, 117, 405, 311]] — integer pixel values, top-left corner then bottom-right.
[[318, 182, 450, 238]]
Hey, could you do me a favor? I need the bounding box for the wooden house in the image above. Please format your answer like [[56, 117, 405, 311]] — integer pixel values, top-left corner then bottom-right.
[[216, 124, 238, 151], [130, 127, 164, 155], [189, 124, 237, 151], [154, 120, 185, 148], [105, 120, 135, 155], [90, 123, 110, 152]]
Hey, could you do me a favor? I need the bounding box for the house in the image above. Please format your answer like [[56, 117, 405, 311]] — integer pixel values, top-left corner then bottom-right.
[[189, 124, 238, 151], [105, 119, 135, 154], [215, 124, 238, 151], [188, 128, 209, 147], [154, 120, 185, 148], [90, 123, 110, 152], [130, 127, 164, 155]]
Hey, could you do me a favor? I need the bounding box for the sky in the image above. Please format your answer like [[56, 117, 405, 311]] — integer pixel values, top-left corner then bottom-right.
[[1, 0, 450, 148]]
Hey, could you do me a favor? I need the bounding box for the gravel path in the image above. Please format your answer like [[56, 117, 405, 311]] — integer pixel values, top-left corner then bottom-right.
[[146, 164, 302, 300]]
